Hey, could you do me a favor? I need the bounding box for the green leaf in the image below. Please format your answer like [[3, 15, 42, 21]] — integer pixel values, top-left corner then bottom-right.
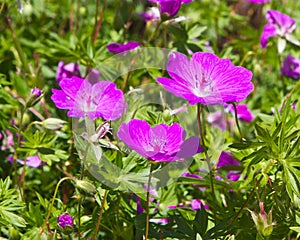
[[193, 207, 208, 237]]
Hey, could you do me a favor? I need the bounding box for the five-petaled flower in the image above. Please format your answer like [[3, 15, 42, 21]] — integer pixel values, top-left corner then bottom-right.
[[51, 76, 125, 121], [281, 54, 300, 79], [260, 10, 296, 49], [117, 119, 201, 162], [157, 51, 253, 105]]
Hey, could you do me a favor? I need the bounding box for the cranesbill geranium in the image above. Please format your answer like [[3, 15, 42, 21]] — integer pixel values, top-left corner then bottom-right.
[[51, 76, 125, 121], [281, 54, 300, 79], [117, 119, 201, 162], [261, 10, 296, 49], [157, 52, 253, 105]]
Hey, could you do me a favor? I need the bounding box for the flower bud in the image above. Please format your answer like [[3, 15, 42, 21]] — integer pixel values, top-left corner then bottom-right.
[[162, 109, 171, 121], [58, 213, 74, 235], [26, 88, 43, 107], [8, 227, 20, 240], [249, 202, 274, 237], [41, 118, 65, 130], [75, 180, 97, 195]]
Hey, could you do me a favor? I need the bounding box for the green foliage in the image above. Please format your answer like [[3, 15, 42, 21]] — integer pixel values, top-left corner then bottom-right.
[[0, 177, 26, 229], [1, 0, 300, 239]]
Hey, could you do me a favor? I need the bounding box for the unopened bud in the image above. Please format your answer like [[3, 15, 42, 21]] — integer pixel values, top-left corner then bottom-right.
[[249, 202, 274, 237], [26, 88, 43, 107], [8, 227, 20, 240], [162, 109, 171, 121], [75, 180, 97, 195], [42, 118, 65, 130]]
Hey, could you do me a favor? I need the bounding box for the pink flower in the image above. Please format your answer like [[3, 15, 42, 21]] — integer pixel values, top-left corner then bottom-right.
[[51, 77, 126, 121], [157, 52, 253, 105], [281, 54, 300, 79], [117, 119, 201, 162], [261, 10, 296, 49], [7, 155, 44, 168]]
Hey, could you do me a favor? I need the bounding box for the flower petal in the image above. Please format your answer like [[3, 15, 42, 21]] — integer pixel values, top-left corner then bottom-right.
[[260, 23, 277, 48]]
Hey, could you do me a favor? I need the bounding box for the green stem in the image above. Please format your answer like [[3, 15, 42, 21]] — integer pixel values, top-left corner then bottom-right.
[[0, 0, 5, 13], [145, 164, 155, 240], [144, 21, 162, 47], [12, 105, 27, 197], [239, 51, 254, 66], [93, 0, 107, 45], [231, 175, 263, 225], [38, 177, 73, 239], [93, 190, 109, 240], [232, 103, 244, 140], [197, 103, 216, 203], [6, 16, 31, 77]]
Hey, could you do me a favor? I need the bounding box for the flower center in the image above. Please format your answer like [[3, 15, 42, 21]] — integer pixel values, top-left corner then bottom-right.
[[192, 73, 214, 98]]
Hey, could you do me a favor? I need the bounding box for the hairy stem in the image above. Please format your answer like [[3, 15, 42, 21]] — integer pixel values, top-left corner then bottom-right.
[[38, 177, 73, 238], [145, 164, 155, 240], [197, 104, 216, 204], [93, 0, 108, 44], [232, 103, 244, 140], [93, 190, 109, 240]]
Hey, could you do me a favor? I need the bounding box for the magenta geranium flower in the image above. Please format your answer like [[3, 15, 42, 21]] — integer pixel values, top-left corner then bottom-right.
[[107, 41, 140, 54], [281, 54, 300, 79], [56, 61, 81, 83], [157, 52, 253, 105], [117, 119, 201, 162], [51, 76, 125, 121], [261, 10, 296, 49]]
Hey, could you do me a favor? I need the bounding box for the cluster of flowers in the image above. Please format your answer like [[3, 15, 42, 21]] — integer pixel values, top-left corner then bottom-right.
[[51, 50, 254, 163]]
